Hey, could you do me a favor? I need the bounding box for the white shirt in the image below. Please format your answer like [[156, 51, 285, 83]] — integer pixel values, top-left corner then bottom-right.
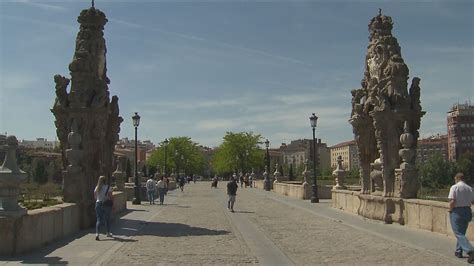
[[157, 180, 166, 189], [146, 179, 157, 191], [94, 185, 110, 203], [448, 181, 474, 207]]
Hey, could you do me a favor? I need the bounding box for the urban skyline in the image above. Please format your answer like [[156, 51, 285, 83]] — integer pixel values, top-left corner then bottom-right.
[[1, 1, 472, 148]]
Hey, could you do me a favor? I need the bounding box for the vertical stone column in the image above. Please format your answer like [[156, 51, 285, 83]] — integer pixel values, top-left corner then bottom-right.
[[395, 121, 419, 198], [0, 136, 27, 217], [112, 156, 126, 191]]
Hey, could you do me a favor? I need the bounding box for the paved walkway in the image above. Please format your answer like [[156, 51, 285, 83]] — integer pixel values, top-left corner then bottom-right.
[[1, 182, 467, 265]]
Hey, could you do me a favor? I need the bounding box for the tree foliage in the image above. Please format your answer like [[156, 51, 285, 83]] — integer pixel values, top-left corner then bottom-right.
[[211, 132, 264, 175], [419, 153, 456, 188], [31, 158, 48, 184], [455, 152, 474, 185], [147, 137, 206, 177]]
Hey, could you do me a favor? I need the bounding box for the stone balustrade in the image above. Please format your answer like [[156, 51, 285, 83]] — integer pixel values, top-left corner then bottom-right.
[[332, 189, 474, 241], [0, 191, 127, 256]]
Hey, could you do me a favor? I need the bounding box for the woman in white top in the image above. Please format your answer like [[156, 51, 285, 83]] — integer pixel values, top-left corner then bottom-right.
[[94, 175, 113, 240]]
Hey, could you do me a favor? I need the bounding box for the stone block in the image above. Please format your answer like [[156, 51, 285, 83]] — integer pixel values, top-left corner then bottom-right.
[[0, 217, 16, 256], [432, 206, 448, 235], [404, 201, 420, 228], [419, 204, 433, 231]]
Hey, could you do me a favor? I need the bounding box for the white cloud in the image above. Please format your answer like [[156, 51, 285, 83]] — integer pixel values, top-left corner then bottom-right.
[[17, 0, 67, 12]]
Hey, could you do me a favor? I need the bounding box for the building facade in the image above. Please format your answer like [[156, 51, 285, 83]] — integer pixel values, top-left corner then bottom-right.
[[417, 134, 448, 164], [20, 138, 59, 150], [447, 103, 474, 161], [329, 140, 359, 170], [279, 139, 330, 171]]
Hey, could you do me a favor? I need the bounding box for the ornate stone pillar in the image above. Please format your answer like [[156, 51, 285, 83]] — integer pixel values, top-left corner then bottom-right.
[[332, 156, 347, 190], [0, 136, 27, 217], [395, 121, 419, 198]]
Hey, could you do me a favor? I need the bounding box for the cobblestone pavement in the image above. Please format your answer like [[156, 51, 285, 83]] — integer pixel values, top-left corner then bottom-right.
[[102, 182, 462, 265]]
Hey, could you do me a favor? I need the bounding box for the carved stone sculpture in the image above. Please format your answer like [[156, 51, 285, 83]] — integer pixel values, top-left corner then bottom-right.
[[273, 163, 281, 184], [0, 136, 27, 217], [263, 165, 271, 191], [332, 156, 347, 190], [302, 160, 310, 185], [349, 10, 424, 198], [51, 4, 122, 228], [112, 156, 127, 191], [370, 158, 383, 194]]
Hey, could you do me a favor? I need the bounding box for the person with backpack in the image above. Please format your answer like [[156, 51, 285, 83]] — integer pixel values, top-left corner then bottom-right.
[[146, 175, 157, 204]]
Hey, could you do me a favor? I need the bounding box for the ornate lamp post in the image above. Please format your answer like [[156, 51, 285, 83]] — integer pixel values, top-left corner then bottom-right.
[[309, 113, 319, 203], [264, 139, 271, 191], [132, 112, 141, 205], [163, 138, 169, 177]]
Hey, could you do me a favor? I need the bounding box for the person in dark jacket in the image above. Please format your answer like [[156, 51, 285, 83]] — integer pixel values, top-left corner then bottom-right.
[[227, 176, 238, 212]]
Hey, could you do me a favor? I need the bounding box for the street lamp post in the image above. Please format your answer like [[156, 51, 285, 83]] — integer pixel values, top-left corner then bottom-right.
[[164, 138, 169, 177], [175, 150, 179, 182], [264, 139, 271, 191], [132, 112, 141, 205], [310, 113, 319, 203]]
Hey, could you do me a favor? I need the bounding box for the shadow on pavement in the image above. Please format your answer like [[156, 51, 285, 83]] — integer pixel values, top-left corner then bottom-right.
[[119, 220, 231, 237]]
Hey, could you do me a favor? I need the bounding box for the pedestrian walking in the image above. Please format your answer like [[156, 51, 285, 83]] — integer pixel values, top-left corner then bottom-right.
[[165, 176, 170, 195], [179, 176, 185, 192], [448, 172, 474, 263], [146, 175, 157, 204], [94, 175, 113, 240], [157, 176, 166, 205], [227, 176, 238, 212]]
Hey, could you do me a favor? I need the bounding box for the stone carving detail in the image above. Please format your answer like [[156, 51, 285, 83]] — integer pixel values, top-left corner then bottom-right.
[[112, 156, 127, 191], [273, 163, 281, 183], [332, 156, 347, 190], [395, 121, 419, 198], [370, 158, 383, 194], [51, 5, 122, 228], [349, 10, 424, 197], [0, 136, 27, 217], [302, 160, 310, 185]]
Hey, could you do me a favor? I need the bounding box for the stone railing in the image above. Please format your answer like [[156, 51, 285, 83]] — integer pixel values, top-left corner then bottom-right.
[[0, 191, 127, 256], [332, 189, 474, 241], [273, 182, 332, 200]]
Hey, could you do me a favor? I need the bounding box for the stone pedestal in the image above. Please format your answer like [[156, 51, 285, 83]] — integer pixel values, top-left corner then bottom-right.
[[0, 136, 27, 218], [332, 156, 347, 190]]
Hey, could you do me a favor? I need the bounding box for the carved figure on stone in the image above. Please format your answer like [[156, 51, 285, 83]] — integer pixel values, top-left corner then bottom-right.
[[54, 75, 70, 107], [370, 158, 383, 193], [349, 10, 424, 198]]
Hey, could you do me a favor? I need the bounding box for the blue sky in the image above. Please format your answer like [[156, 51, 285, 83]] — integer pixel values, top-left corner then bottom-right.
[[0, 0, 472, 148]]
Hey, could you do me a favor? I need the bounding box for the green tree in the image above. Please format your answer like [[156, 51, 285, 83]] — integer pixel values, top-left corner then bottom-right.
[[289, 164, 294, 181], [31, 158, 48, 184], [147, 137, 206, 177], [456, 152, 474, 185], [142, 164, 147, 177], [419, 153, 456, 188], [211, 132, 264, 175]]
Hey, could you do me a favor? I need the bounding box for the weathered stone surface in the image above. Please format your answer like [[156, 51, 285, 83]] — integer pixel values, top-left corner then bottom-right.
[[0, 136, 27, 217], [349, 10, 424, 197], [332, 155, 346, 189], [51, 5, 122, 228]]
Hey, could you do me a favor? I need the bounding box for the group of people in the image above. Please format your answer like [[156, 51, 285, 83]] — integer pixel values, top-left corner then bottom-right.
[[146, 175, 169, 205]]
